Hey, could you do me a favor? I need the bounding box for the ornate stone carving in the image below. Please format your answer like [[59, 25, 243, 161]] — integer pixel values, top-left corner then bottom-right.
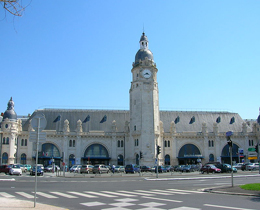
[[77, 119, 82, 133], [63, 119, 70, 133]]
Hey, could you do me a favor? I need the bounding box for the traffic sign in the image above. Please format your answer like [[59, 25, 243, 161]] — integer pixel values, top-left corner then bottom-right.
[[31, 113, 47, 131], [248, 148, 256, 152], [29, 131, 46, 142]]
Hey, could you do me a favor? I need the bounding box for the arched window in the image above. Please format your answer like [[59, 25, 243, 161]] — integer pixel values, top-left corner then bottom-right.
[[3, 137, 5, 144], [25, 139, 27, 146], [69, 154, 75, 167], [69, 140, 72, 147], [164, 140, 167, 147], [42, 143, 60, 157], [165, 154, 170, 165], [21, 153, 26, 164], [2, 152, 8, 164], [168, 141, 170, 147], [137, 139, 139, 146], [73, 140, 76, 147], [121, 140, 123, 147], [21, 139, 24, 146], [136, 154, 139, 165], [117, 154, 124, 165], [209, 154, 214, 162], [118, 140, 120, 147], [6, 137, 9, 145]]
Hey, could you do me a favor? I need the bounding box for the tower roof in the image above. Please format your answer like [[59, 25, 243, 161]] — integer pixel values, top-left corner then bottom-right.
[[134, 32, 154, 65], [3, 97, 17, 121]]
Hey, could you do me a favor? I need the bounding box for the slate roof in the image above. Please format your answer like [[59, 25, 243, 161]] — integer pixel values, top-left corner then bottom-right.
[[22, 109, 250, 133]]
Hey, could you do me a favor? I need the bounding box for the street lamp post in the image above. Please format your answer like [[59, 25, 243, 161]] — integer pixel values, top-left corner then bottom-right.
[[226, 131, 234, 187]]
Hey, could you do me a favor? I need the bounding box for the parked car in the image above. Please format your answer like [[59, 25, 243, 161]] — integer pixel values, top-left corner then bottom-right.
[[125, 164, 140, 174], [191, 164, 200, 171], [200, 165, 221, 174], [24, 164, 32, 172], [17, 164, 27, 172], [92, 165, 109, 174], [140, 166, 151, 172], [69, 165, 82, 173], [241, 163, 259, 171], [215, 164, 233, 173], [9, 164, 22, 176], [30, 165, 44, 176], [233, 163, 243, 170], [175, 165, 185, 172], [0, 165, 11, 174], [153, 166, 167, 173], [114, 166, 125, 173], [80, 165, 94, 174], [44, 165, 55, 172], [165, 165, 173, 172], [182, 165, 193, 172]]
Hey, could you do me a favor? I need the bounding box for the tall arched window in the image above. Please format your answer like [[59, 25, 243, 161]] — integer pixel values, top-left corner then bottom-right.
[[136, 154, 139, 165], [165, 154, 170, 165], [21, 139, 24, 146], [168, 141, 170, 147], [121, 140, 123, 147], [2, 152, 8, 164], [69, 140, 72, 147], [69, 154, 75, 168], [25, 139, 27, 146], [118, 140, 120, 147], [21, 153, 26, 164], [6, 137, 9, 145], [73, 140, 76, 147], [3, 137, 5, 144], [117, 154, 124, 165]]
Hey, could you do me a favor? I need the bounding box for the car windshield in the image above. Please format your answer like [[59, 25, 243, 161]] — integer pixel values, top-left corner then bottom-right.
[[13, 165, 20, 168]]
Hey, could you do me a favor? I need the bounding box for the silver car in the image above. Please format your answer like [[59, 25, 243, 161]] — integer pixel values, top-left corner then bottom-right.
[[9, 164, 22, 176], [92, 165, 109, 174]]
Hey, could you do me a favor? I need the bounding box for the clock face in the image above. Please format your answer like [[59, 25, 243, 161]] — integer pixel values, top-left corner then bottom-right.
[[142, 69, 152, 78]]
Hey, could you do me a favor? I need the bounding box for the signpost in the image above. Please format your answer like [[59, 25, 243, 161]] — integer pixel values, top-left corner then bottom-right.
[[30, 113, 47, 207], [226, 131, 234, 187]]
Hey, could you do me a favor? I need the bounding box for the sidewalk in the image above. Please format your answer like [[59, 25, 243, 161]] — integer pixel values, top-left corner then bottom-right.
[[0, 197, 68, 210]]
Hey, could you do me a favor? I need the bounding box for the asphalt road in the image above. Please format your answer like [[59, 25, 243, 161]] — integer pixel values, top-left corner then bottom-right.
[[1, 171, 260, 210]]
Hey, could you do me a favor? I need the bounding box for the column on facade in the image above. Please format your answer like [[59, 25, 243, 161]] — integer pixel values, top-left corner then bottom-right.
[[170, 121, 178, 165], [202, 123, 208, 164], [9, 123, 18, 164], [111, 120, 117, 165]]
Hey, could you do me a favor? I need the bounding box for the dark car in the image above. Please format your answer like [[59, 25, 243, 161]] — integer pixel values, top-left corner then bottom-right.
[[182, 165, 192, 172], [215, 164, 232, 173], [153, 166, 167, 173], [125, 164, 140, 174], [140, 166, 151, 172], [200, 165, 221, 174], [0, 165, 10, 174], [30, 166, 44, 176]]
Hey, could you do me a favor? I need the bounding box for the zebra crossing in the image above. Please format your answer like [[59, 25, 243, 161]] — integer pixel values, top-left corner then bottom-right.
[[0, 188, 203, 200], [0, 189, 257, 210]]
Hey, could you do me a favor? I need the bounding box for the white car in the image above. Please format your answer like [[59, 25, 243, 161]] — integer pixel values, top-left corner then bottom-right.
[[9, 164, 22, 176]]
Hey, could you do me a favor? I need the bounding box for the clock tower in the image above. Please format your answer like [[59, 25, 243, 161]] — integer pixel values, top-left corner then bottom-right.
[[128, 33, 162, 166]]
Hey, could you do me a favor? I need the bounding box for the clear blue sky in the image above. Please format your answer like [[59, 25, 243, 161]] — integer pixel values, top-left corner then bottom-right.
[[1, 0, 259, 120]]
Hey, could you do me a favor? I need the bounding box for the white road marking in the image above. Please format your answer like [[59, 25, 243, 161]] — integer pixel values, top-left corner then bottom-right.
[[16, 192, 34, 198], [0, 192, 15, 198], [204, 204, 257, 210], [50, 192, 77, 198], [84, 191, 117, 197], [67, 191, 97, 198]]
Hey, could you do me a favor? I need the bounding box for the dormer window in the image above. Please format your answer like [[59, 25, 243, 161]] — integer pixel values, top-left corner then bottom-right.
[[230, 117, 235, 124], [189, 116, 195, 124], [174, 116, 180, 124], [216, 116, 221, 123]]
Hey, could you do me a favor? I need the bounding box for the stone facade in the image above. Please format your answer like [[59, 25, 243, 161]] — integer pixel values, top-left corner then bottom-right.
[[1, 33, 260, 168]]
